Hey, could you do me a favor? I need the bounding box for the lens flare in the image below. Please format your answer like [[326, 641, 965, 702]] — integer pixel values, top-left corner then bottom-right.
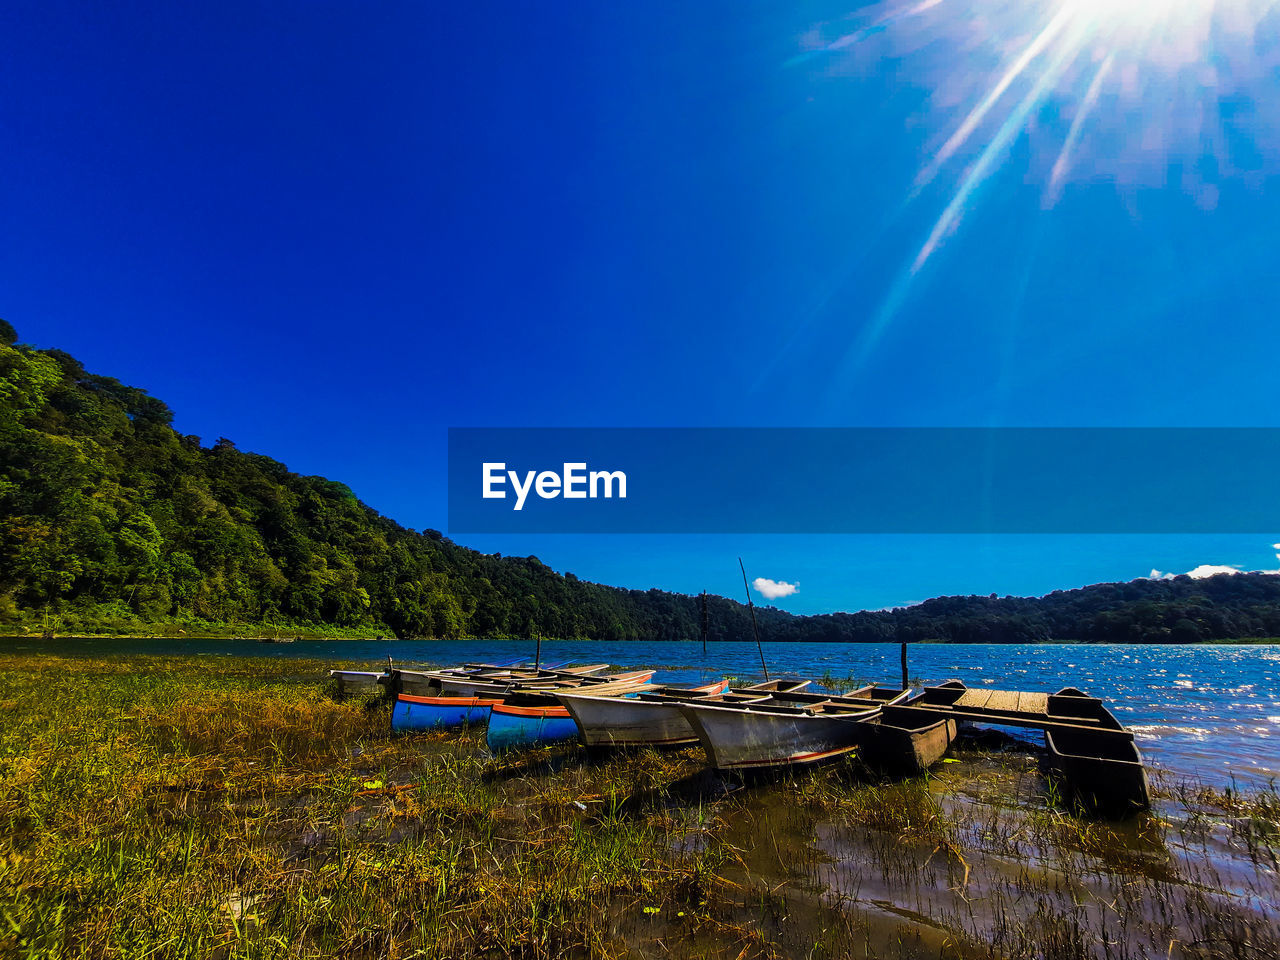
[[801, 0, 1280, 379]]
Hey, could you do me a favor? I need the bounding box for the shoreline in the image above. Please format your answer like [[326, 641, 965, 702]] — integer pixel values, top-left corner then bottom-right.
[[2, 633, 1278, 645]]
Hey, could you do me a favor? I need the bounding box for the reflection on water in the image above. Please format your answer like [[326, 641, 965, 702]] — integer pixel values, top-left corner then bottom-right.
[[6, 636, 1278, 784]]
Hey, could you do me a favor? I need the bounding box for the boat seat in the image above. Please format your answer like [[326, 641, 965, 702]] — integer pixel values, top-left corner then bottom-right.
[[954, 689, 1049, 714]]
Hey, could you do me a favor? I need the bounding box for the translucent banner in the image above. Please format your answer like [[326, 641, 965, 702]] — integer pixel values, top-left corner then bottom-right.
[[447, 428, 1280, 533]]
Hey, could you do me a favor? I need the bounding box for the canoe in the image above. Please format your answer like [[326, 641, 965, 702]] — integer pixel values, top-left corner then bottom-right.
[[677, 685, 910, 772], [388, 663, 606, 698], [331, 657, 537, 698], [1043, 726, 1151, 815], [558, 679, 810, 750], [388, 669, 444, 697], [859, 704, 958, 775], [328, 670, 385, 699], [907, 681, 1149, 812], [390, 670, 652, 734], [486, 670, 657, 751], [391, 693, 501, 731], [436, 664, 611, 697], [907, 680, 1126, 730]]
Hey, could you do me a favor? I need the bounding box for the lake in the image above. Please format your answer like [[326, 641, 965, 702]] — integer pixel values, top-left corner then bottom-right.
[[9, 637, 1278, 785]]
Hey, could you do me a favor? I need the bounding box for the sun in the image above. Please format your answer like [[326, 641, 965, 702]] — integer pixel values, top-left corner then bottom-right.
[[800, 0, 1280, 371]]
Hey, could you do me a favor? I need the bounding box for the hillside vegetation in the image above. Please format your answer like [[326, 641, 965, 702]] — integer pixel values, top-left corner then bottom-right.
[[2, 320, 1279, 643]]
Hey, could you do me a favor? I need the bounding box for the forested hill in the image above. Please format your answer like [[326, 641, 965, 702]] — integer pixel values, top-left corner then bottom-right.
[[2, 322, 1279, 643]]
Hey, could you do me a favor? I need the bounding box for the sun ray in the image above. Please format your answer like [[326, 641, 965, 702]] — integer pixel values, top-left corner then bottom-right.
[[792, 0, 1280, 409], [1044, 52, 1116, 207], [830, 17, 1091, 397], [915, 5, 1077, 191], [913, 26, 1088, 271]]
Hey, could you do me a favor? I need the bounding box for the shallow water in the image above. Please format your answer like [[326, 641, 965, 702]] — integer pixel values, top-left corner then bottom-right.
[[8, 637, 1279, 785]]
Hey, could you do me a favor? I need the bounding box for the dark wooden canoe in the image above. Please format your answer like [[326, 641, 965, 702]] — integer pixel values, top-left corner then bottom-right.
[[908, 680, 1149, 814], [1043, 726, 1151, 816], [860, 704, 958, 776]]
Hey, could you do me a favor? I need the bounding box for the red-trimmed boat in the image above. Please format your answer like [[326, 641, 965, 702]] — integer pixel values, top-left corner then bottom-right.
[[391, 669, 654, 735], [675, 685, 910, 772], [484, 671, 657, 750]]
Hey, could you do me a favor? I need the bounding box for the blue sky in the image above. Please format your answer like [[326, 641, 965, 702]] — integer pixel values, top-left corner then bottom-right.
[[4, 0, 1279, 615]]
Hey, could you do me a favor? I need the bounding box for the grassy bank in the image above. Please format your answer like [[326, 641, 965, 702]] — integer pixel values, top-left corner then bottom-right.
[[0, 655, 1276, 959], [0, 610, 392, 640]]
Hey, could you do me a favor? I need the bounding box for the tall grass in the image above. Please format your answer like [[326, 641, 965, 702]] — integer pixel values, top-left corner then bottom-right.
[[1, 654, 1277, 959]]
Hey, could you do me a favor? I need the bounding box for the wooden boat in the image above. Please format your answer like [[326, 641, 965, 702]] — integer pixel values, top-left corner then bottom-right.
[[557, 679, 810, 750], [485, 671, 657, 751], [1043, 726, 1150, 815], [394, 670, 653, 735], [387, 662, 605, 698], [907, 681, 1150, 812], [327, 669, 385, 699], [907, 680, 1126, 730], [676, 685, 910, 772], [859, 704, 958, 775], [433, 664, 611, 698], [330, 657, 533, 699]]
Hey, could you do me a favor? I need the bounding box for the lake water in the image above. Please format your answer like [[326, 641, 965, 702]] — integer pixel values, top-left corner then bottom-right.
[[10, 637, 1278, 786]]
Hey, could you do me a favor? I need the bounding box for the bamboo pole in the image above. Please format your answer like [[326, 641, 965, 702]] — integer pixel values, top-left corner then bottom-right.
[[738, 558, 769, 680]]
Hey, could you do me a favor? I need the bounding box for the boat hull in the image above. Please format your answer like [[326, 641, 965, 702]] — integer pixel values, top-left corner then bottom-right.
[[559, 680, 730, 749], [861, 706, 957, 776], [1043, 728, 1151, 816], [391, 694, 499, 731], [329, 670, 384, 699], [438, 666, 633, 699], [392, 670, 445, 697], [486, 703, 580, 752], [679, 703, 878, 771], [558, 697, 688, 749]]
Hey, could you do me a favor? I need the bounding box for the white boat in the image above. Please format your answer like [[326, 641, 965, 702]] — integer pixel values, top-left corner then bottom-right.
[[677, 685, 910, 772], [327, 669, 386, 698], [387, 665, 544, 697], [334, 657, 534, 698], [558, 678, 811, 749], [435, 664, 614, 697]]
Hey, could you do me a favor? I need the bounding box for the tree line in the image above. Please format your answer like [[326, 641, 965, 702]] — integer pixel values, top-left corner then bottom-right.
[[2, 320, 1279, 642]]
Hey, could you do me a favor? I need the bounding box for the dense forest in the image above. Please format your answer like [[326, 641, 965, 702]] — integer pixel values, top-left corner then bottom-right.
[[2, 322, 1279, 643]]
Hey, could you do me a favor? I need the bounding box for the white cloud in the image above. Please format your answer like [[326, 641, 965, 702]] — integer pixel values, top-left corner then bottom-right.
[[1150, 562, 1278, 581], [1185, 564, 1246, 579], [1149, 542, 1280, 580], [1150, 564, 1241, 580], [753, 577, 798, 600]]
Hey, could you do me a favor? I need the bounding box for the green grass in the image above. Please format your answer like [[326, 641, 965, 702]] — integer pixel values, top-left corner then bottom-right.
[[0, 656, 733, 959], [1, 655, 1277, 960]]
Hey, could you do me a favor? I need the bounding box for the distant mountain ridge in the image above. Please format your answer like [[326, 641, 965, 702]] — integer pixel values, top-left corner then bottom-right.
[[2, 321, 1278, 642]]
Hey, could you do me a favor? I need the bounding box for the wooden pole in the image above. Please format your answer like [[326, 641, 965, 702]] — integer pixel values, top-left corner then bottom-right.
[[700, 591, 708, 657], [738, 558, 769, 680], [535, 632, 542, 672], [900, 641, 909, 690]]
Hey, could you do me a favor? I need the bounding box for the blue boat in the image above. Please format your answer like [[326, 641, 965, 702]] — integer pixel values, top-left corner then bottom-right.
[[485, 669, 657, 751], [486, 700, 582, 751], [391, 693, 500, 731]]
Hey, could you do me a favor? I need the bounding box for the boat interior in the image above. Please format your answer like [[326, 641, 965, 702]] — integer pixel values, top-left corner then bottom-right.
[[910, 680, 1124, 730], [1046, 725, 1139, 760]]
